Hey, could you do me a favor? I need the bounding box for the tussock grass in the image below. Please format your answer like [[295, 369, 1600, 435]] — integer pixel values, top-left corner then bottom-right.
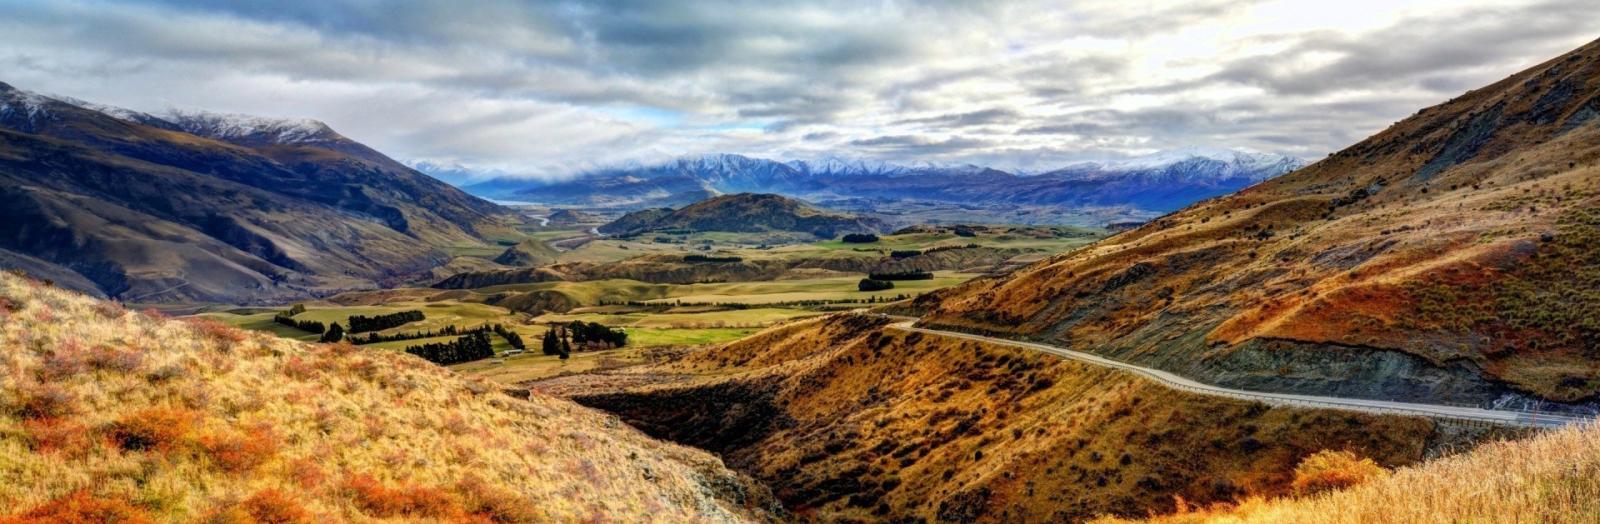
[[1095, 419, 1600, 523], [0, 272, 775, 522]]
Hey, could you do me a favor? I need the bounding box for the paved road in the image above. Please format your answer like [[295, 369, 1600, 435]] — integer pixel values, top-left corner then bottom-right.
[[883, 319, 1589, 428]]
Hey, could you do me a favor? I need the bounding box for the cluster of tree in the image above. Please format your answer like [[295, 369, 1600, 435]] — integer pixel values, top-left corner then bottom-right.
[[841, 233, 880, 243], [683, 254, 743, 263], [320, 323, 345, 343], [922, 243, 980, 254], [348, 323, 491, 345], [493, 324, 526, 350], [889, 250, 922, 259], [952, 227, 977, 237], [541, 321, 628, 358], [858, 278, 895, 291], [346, 310, 425, 333], [599, 295, 912, 309], [273, 313, 326, 334], [868, 270, 935, 281], [404, 332, 494, 366]]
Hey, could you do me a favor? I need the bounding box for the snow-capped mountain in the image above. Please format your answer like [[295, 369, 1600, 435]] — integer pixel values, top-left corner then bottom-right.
[[0, 84, 341, 147], [162, 109, 338, 146], [463, 150, 1305, 216]]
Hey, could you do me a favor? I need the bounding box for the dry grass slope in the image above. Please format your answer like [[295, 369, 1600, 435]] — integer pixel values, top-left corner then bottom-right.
[[1093, 419, 1600, 523], [553, 315, 1481, 522], [0, 272, 776, 522]]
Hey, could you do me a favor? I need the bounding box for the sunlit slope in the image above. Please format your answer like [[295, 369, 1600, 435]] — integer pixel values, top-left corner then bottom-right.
[[918, 37, 1600, 403], [0, 272, 776, 522]]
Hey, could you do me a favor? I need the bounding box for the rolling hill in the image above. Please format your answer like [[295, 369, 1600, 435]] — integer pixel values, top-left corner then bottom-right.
[[540, 314, 1492, 522], [597, 193, 887, 238], [0, 271, 778, 522], [0, 82, 508, 304], [911, 38, 1600, 409]]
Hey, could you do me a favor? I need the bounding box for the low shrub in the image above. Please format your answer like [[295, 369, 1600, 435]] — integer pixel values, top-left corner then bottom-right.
[[200, 427, 280, 473], [108, 407, 196, 452], [1291, 449, 1389, 494], [1, 491, 154, 524], [342, 474, 460, 519]]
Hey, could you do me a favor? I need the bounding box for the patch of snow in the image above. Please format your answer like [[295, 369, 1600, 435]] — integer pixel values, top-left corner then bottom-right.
[[163, 109, 335, 144]]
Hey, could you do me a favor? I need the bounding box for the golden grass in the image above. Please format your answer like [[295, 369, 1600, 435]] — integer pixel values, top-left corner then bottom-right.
[[1094, 420, 1600, 523], [0, 272, 774, 522]]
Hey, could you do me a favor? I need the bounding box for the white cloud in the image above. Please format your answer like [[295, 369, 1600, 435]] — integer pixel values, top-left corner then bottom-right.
[[0, 0, 1592, 178]]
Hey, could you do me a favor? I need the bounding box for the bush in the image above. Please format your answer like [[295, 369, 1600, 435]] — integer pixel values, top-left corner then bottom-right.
[[342, 474, 461, 519], [4, 491, 153, 524], [108, 407, 196, 452], [232, 488, 312, 520], [842, 233, 880, 243], [200, 427, 279, 473], [890, 250, 922, 259], [1291, 449, 1389, 494], [859, 279, 895, 292]]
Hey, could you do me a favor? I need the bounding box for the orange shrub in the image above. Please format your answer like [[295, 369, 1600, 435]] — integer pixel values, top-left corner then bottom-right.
[[341, 474, 462, 519], [23, 418, 91, 456], [0, 490, 154, 524], [237, 489, 313, 524], [1291, 449, 1389, 494], [286, 458, 326, 490], [200, 426, 279, 473], [108, 407, 197, 452]]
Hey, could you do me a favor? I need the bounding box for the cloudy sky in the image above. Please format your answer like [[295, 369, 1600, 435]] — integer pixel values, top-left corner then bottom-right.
[[1, 0, 1593, 179]]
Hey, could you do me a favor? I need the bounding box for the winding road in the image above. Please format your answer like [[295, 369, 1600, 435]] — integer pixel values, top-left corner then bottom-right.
[[883, 318, 1590, 429]]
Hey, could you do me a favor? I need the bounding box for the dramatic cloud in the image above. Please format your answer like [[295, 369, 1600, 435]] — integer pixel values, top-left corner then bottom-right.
[[0, 0, 1592, 179]]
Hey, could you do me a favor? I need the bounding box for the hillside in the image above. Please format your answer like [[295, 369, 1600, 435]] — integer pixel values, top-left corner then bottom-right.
[[1095, 419, 1600, 524], [914, 38, 1600, 407], [0, 82, 508, 303], [0, 271, 778, 522], [538, 314, 1496, 522], [598, 193, 886, 238]]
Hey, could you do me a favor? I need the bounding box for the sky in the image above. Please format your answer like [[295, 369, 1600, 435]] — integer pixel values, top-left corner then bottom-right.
[[0, 0, 1594, 179]]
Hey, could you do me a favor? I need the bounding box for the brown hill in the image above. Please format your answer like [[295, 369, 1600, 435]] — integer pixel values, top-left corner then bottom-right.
[[914, 38, 1600, 405], [0, 271, 778, 522], [0, 83, 509, 304], [598, 193, 886, 238], [542, 315, 1498, 522]]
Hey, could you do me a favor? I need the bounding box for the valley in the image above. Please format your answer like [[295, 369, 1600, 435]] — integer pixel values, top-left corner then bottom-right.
[[3, 8, 1600, 522]]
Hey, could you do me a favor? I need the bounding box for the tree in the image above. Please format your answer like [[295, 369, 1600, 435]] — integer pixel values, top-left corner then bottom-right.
[[320, 323, 344, 343], [858, 278, 894, 291], [542, 329, 560, 356]]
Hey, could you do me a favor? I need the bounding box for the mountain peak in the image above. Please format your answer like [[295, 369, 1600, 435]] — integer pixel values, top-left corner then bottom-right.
[[163, 109, 339, 145]]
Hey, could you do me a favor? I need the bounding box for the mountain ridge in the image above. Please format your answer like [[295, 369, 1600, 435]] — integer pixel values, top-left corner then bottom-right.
[[453, 151, 1306, 217], [0, 81, 509, 303], [910, 37, 1600, 406]]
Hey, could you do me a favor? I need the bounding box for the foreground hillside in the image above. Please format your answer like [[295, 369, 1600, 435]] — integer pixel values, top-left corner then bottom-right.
[[539, 315, 1498, 522], [1095, 418, 1600, 524], [916, 38, 1600, 406], [0, 272, 777, 522], [0, 82, 508, 303]]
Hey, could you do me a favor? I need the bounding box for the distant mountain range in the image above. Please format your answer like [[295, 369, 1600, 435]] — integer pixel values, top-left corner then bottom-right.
[[446, 149, 1306, 216], [0, 82, 507, 303]]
